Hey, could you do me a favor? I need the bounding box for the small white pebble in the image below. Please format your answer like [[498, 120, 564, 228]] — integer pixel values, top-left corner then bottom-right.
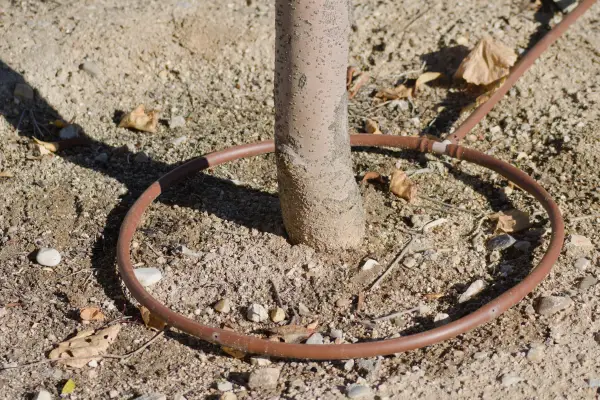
[[133, 268, 163, 287], [36, 248, 61, 267]]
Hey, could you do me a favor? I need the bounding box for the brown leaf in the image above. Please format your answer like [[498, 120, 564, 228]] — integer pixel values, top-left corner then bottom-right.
[[389, 170, 417, 202], [424, 293, 444, 301], [139, 306, 167, 331], [454, 36, 517, 85], [361, 171, 385, 184], [0, 171, 13, 178], [269, 324, 315, 344], [50, 119, 68, 128], [346, 66, 358, 89], [489, 209, 531, 233], [79, 307, 105, 321], [33, 137, 59, 153], [375, 85, 413, 101], [415, 72, 442, 93], [221, 346, 246, 359], [118, 104, 159, 133], [364, 119, 381, 134], [48, 325, 121, 368]]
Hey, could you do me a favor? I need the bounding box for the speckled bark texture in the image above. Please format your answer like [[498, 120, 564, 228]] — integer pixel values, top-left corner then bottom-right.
[[274, 0, 365, 250]]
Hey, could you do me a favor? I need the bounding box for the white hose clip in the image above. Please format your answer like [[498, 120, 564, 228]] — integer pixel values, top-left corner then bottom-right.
[[432, 140, 452, 155]]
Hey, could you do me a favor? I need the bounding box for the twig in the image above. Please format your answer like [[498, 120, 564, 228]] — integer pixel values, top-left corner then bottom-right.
[[468, 215, 489, 238], [406, 168, 433, 177], [372, 305, 422, 322], [419, 195, 481, 215], [145, 242, 163, 258], [269, 279, 284, 309], [369, 236, 416, 291], [0, 330, 165, 371], [569, 214, 600, 222]]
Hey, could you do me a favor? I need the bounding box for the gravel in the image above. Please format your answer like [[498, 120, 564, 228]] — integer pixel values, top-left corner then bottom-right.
[[247, 368, 280, 390]]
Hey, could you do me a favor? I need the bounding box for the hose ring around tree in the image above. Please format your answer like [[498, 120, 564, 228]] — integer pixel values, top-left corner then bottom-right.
[[116, 134, 565, 360]]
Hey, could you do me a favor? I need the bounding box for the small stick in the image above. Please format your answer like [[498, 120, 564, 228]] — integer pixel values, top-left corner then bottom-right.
[[348, 72, 370, 99], [468, 214, 488, 238], [372, 305, 422, 322], [369, 236, 416, 291], [0, 330, 165, 371], [269, 279, 284, 309], [356, 291, 365, 313], [419, 195, 481, 215]]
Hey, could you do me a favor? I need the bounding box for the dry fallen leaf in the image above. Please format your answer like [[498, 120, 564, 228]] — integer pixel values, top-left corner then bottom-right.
[[389, 170, 417, 202], [269, 324, 315, 344], [139, 306, 167, 331], [364, 119, 381, 134], [375, 84, 413, 101], [346, 66, 358, 89], [79, 307, 105, 322], [33, 137, 59, 153], [118, 104, 159, 133], [361, 171, 385, 185], [454, 36, 517, 85], [48, 324, 121, 368], [348, 72, 370, 99], [0, 171, 13, 178], [415, 72, 442, 93], [50, 119, 68, 128], [489, 209, 531, 233], [221, 346, 246, 359], [61, 379, 76, 395], [424, 293, 445, 301]]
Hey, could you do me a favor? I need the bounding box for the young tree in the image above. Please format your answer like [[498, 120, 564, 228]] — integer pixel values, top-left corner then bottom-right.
[[274, 0, 365, 250]]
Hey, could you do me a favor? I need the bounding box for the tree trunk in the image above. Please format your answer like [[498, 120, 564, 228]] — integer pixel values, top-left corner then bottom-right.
[[274, 0, 365, 250]]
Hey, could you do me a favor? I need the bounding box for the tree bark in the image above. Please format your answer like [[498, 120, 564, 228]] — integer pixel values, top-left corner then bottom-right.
[[274, 0, 365, 250]]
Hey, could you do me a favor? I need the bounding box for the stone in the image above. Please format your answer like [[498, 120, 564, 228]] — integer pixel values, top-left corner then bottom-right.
[[214, 298, 231, 313], [361, 259, 378, 271], [330, 329, 343, 339], [357, 358, 379, 376], [247, 303, 268, 322], [565, 234, 594, 257], [134, 152, 150, 163], [59, 125, 79, 139], [133, 395, 167, 400], [269, 307, 285, 322], [298, 303, 311, 316], [247, 368, 280, 390], [0, 307, 6, 319], [169, 115, 186, 129], [14, 83, 34, 101], [250, 357, 272, 367], [220, 393, 237, 400], [94, 153, 109, 163], [80, 61, 101, 77], [346, 383, 374, 399], [575, 258, 591, 271], [578, 275, 598, 291], [305, 333, 324, 345], [434, 313, 451, 327], [109, 391, 119, 399], [344, 359, 355, 371], [87, 359, 98, 368], [133, 268, 163, 287], [217, 381, 233, 392], [36, 248, 61, 267], [34, 390, 53, 400], [171, 136, 188, 146], [526, 344, 544, 363], [336, 298, 351, 308], [534, 296, 573, 316], [514, 241, 531, 252], [500, 374, 523, 386], [487, 234, 516, 251], [458, 279, 486, 303]]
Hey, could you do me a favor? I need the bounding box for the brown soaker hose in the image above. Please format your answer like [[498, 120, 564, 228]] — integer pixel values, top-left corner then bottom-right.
[[115, 0, 597, 359], [117, 135, 564, 360]]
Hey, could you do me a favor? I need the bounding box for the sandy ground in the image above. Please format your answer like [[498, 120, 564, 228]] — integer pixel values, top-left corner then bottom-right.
[[1, 0, 600, 399]]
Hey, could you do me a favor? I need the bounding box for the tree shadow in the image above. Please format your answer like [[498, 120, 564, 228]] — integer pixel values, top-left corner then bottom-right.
[[0, 59, 284, 315]]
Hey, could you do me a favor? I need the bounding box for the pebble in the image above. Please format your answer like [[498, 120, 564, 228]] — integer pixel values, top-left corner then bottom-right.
[[344, 359, 355, 371], [0, 307, 6, 319], [94, 153, 109, 163], [80, 61, 101, 77], [247, 303, 268, 322], [330, 329, 343, 339], [458, 279, 486, 303], [473, 351, 487, 360], [514, 241, 531, 252], [390, 99, 409, 111], [250, 357, 272, 367], [171, 136, 188, 146], [305, 333, 324, 345], [361, 259, 378, 271], [526, 344, 545, 363], [217, 381, 233, 392], [133, 395, 166, 400], [357, 358, 379, 376], [36, 248, 61, 267], [487, 234, 516, 251], [247, 368, 280, 390], [403, 257, 418, 269], [269, 307, 285, 322], [534, 296, 573, 316], [220, 393, 237, 400], [109, 390, 119, 399], [434, 313, 451, 327], [346, 383, 373, 399], [574, 258, 591, 271], [500, 374, 523, 387], [336, 298, 351, 308], [133, 267, 163, 287], [577, 275, 597, 291], [566, 234, 594, 257], [34, 390, 53, 400], [298, 303, 311, 316], [59, 125, 79, 139], [14, 83, 34, 101], [134, 152, 150, 163], [87, 359, 98, 368], [467, 134, 478, 142], [214, 298, 231, 313], [169, 115, 186, 129]]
